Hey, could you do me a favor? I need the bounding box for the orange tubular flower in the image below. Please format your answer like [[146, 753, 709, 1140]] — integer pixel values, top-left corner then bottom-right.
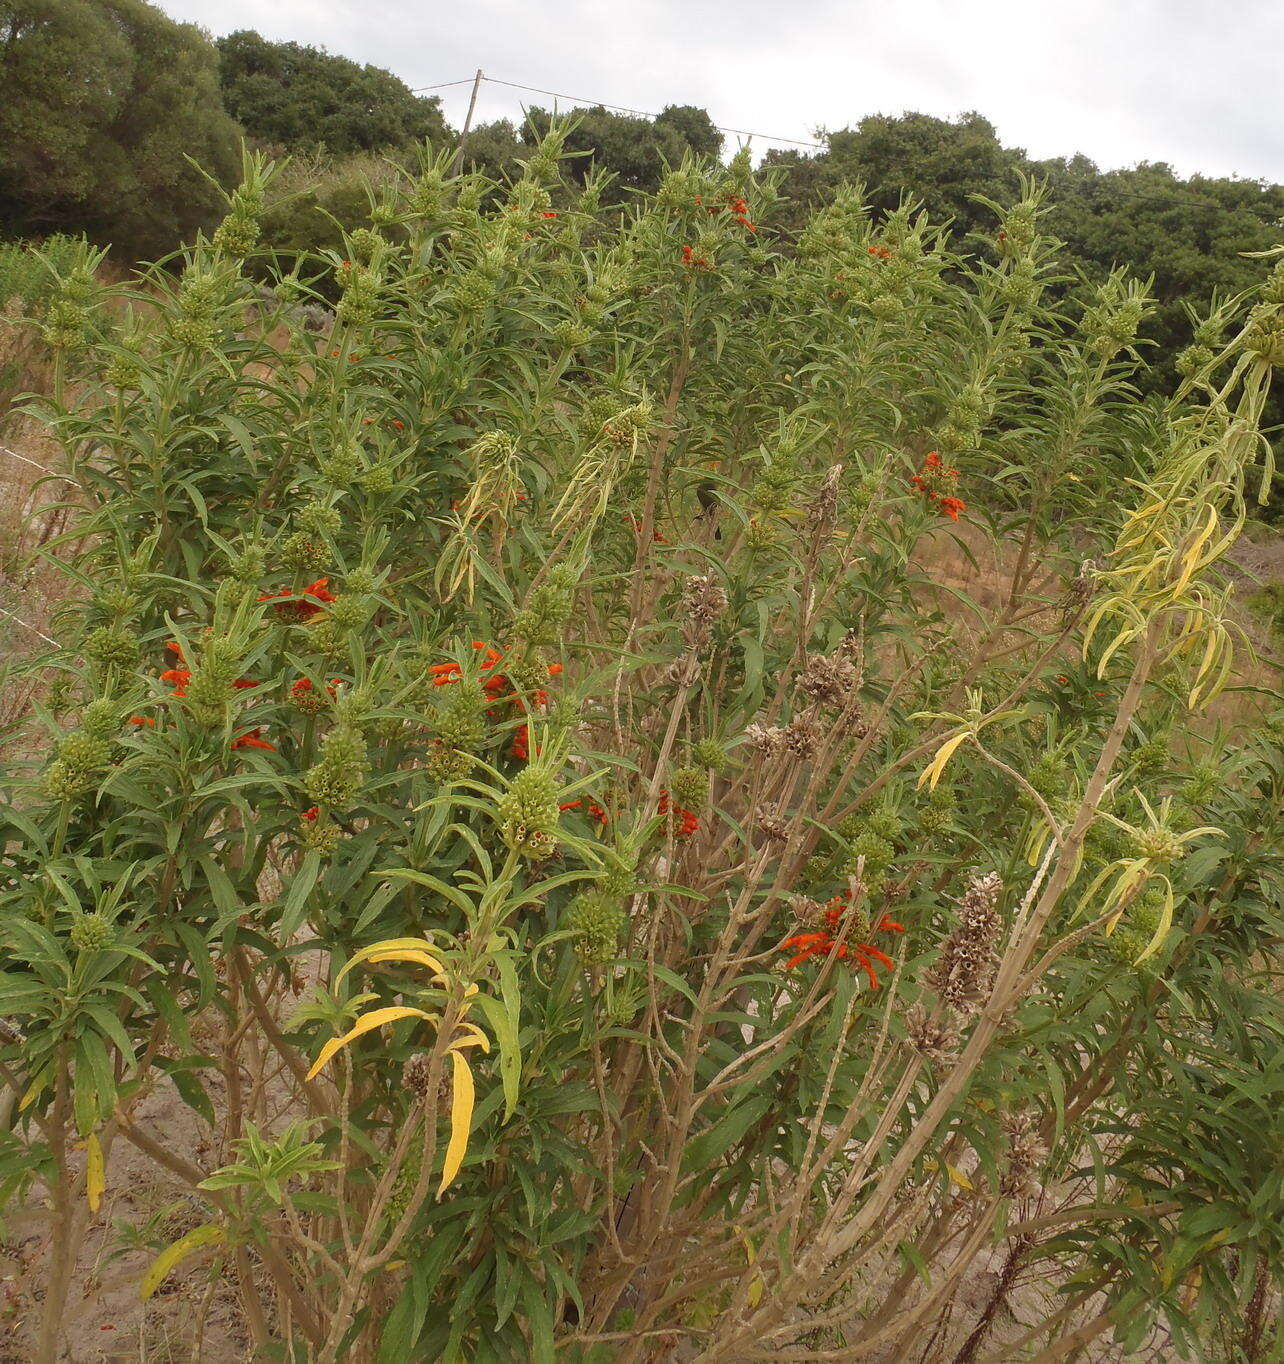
[[782, 905, 905, 988], [938, 496, 966, 522], [259, 577, 337, 621], [231, 729, 276, 751], [301, 806, 319, 821], [159, 668, 191, 697], [128, 716, 155, 727], [658, 792, 699, 838]]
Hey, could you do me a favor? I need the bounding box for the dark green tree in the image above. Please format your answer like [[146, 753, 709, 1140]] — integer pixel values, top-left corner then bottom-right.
[[216, 30, 448, 154], [521, 103, 723, 197], [655, 103, 723, 159], [0, 0, 240, 256]]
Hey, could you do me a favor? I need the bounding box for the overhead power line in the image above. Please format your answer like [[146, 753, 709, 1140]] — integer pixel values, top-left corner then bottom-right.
[[412, 72, 825, 150]]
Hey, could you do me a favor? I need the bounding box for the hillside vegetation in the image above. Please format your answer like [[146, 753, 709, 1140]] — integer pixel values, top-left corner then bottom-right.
[[0, 132, 1281, 1361]]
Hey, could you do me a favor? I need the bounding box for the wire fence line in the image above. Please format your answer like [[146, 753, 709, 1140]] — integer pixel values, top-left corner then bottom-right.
[[412, 71, 825, 150]]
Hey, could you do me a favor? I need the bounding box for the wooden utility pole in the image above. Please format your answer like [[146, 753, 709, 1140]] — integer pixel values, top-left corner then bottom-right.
[[452, 69, 484, 175]]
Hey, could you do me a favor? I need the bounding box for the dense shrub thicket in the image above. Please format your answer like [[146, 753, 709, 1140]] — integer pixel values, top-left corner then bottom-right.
[[2, 132, 1283, 1363]]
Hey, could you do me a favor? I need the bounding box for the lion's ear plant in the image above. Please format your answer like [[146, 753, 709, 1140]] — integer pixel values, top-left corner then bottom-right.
[[1, 131, 1282, 1361]]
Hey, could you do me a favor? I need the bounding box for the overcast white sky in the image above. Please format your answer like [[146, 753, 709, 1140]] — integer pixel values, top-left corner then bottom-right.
[[160, 0, 1284, 181]]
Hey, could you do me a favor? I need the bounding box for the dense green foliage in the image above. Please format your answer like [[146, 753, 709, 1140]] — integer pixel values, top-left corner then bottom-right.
[[216, 30, 448, 155], [0, 0, 240, 258], [3, 135, 1283, 1361]]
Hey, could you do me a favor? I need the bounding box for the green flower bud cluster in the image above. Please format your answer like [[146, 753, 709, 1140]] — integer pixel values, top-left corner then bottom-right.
[[91, 583, 137, 621], [998, 204, 1038, 253], [336, 264, 380, 327], [321, 444, 362, 485], [842, 830, 894, 879], [453, 271, 495, 313], [328, 594, 372, 631], [1129, 736, 1170, 776], [304, 617, 349, 661], [305, 725, 369, 808], [497, 767, 561, 860], [1105, 885, 1166, 969], [346, 567, 379, 597], [1175, 343, 1215, 378], [1081, 291, 1147, 358], [1025, 752, 1072, 804], [668, 766, 709, 812], [169, 271, 225, 351], [1242, 300, 1284, 366], [102, 342, 144, 389], [656, 169, 704, 209], [1083, 813, 1129, 863], [297, 502, 342, 539], [513, 180, 554, 213], [578, 392, 653, 447], [567, 890, 626, 964], [426, 682, 486, 783], [550, 319, 593, 349], [83, 626, 138, 671], [867, 292, 906, 322], [917, 781, 957, 832], [1259, 262, 1284, 308], [513, 566, 578, 646], [690, 737, 728, 772], [184, 639, 251, 725], [360, 462, 395, 495], [279, 532, 329, 574], [346, 228, 383, 265], [212, 212, 260, 259], [81, 699, 121, 738], [300, 810, 344, 855], [997, 263, 1042, 311], [41, 270, 97, 350], [407, 171, 447, 219], [227, 541, 268, 585], [1185, 762, 1219, 806], [45, 726, 111, 801], [212, 183, 265, 258], [70, 911, 113, 954], [1130, 824, 1186, 865]]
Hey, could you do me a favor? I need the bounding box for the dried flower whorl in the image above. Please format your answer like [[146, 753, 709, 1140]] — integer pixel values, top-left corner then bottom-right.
[[905, 1004, 961, 1065], [926, 870, 1003, 1013]]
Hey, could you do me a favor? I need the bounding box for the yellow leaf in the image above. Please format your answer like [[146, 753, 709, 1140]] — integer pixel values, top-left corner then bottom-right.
[[447, 1023, 491, 1055], [86, 1132, 104, 1213], [336, 939, 446, 985], [306, 1006, 436, 1080], [140, 1225, 226, 1300], [917, 732, 969, 791], [946, 1164, 974, 1191], [19, 1073, 46, 1112], [1171, 503, 1219, 598], [438, 1050, 475, 1197]]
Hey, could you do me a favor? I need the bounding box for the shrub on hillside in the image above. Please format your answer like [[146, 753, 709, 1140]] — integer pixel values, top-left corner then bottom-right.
[[2, 135, 1283, 1362]]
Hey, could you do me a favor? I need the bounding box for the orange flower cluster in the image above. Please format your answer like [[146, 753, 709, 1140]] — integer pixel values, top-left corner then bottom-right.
[[430, 641, 564, 761], [259, 577, 337, 621], [867, 245, 892, 260], [910, 452, 967, 522], [681, 244, 711, 269], [560, 798, 609, 827], [708, 194, 757, 232], [781, 897, 905, 988], [658, 792, 699, 839]]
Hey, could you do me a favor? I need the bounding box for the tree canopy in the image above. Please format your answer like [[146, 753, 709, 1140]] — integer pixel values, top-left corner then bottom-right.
[[216, 30, 448, 154], [0, 0, 240, 257]]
